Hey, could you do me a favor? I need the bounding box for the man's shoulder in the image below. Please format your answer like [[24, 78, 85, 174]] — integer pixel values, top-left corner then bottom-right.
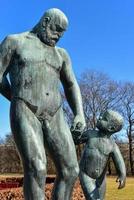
[[5, 31, 33, 43], [56, 47, 70, 60], [1, 31, 37, 52], [56, 46, 67, 53]]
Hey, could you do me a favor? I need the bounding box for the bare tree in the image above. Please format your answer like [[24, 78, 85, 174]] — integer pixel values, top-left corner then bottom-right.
[[120, 82, 134, 175], [0, 137, 4, 144], [5, 133, 16, 147], [0, 133, 23, 173], [79, 70, 122, 129]]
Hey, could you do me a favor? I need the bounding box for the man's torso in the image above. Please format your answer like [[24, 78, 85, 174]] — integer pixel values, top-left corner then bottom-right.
[[9, 32, 64, 117]]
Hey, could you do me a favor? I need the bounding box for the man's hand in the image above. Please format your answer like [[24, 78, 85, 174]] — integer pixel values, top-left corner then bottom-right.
[[71, 114, 86, 132], [70, 115, 86, 140], [116, 176, 126, 189]]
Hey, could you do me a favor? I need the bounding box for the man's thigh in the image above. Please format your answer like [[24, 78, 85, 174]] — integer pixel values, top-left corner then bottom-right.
[[43, 108, 78, 172], [10, 99, 46, 164]]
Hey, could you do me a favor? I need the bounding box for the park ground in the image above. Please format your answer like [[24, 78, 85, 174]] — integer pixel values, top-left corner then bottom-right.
[[0, 175, 133, 199], [106, 176, 134, 200]]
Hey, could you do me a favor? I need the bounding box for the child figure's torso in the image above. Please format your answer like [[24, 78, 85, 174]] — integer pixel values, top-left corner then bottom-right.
[[80, 131, 114, 179]]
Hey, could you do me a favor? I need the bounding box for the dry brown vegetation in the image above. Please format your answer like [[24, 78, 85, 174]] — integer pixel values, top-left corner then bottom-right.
[[0, 176, 133, 200]]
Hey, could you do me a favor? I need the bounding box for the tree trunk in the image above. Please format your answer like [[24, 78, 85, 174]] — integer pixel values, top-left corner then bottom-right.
[[128, 124, 134, 175]]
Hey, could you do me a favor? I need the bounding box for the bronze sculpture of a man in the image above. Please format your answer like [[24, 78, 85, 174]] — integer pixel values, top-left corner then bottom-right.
[[0, 8, 86, 200]]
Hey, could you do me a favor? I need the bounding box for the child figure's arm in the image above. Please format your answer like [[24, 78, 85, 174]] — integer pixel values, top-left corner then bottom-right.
[[111, 142, 126, 189]]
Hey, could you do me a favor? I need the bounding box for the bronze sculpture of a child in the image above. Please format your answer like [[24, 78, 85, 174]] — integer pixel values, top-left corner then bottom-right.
[[72, 110, 126, 200]]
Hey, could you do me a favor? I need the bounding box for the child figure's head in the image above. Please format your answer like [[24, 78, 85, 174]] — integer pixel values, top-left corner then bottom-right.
[[96, 110, 124, 134]]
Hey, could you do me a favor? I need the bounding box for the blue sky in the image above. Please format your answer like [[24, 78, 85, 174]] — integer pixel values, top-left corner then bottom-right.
[[0, 0, 134, 138]]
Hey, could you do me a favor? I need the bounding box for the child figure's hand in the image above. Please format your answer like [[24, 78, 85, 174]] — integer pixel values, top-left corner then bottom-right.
[[116, 176, 126, 189]]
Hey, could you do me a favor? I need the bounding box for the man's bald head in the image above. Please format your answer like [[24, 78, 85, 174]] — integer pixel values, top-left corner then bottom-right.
[[40, 8, 68, 30], [32, 8, 68, 46]]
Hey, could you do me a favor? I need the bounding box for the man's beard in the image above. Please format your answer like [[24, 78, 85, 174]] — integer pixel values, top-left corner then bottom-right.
[[39, 31, 57, 47]]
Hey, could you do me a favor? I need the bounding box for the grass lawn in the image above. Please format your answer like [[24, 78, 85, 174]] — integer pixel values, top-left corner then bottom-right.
[[106, 176, 134, 200]]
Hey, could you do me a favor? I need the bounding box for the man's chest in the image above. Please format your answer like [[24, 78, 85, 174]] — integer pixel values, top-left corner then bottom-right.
[[15, 41, 63, 71]]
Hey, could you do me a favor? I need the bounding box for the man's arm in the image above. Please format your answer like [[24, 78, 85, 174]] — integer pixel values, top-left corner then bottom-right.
[[0, 36, 14, 101], [59, 48, 86, 132], [111, 143, 126, 189], [0, 76, 11, 101]]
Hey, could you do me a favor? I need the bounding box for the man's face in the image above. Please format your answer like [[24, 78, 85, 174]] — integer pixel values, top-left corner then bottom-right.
[[40, 18, 66, 47]]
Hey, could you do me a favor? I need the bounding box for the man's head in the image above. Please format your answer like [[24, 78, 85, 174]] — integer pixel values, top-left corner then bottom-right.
[[96, 110, 124, 134], [33, 8, 68, 46]]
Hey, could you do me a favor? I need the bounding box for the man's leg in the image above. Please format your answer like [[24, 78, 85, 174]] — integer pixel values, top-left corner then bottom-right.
[[79, 171, 100, 200], [43, 108, 79, 200], [10, 99, 47, 200]]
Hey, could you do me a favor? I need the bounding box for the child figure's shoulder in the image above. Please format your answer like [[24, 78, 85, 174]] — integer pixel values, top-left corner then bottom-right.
[[84, 129, 99, 138], [108, 137, 116, 151]]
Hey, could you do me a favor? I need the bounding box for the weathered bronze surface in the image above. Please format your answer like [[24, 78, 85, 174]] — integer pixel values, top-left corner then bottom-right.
[[0, 8, 86, 200], [72, 110, 126, 200]]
